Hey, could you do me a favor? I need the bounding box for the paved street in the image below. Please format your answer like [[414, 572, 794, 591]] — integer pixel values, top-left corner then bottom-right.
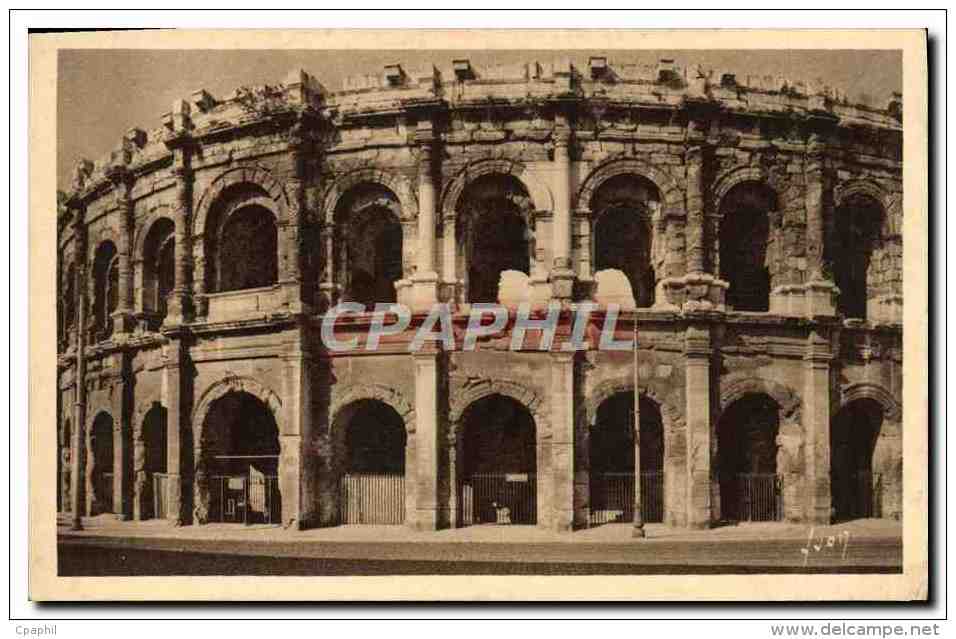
[[57, 519, 902, 575]]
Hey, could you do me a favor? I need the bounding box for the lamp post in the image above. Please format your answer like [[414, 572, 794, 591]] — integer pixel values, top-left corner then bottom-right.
[[633, 319, 645, 538]]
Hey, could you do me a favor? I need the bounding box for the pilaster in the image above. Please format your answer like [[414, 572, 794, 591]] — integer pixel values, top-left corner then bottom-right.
[[163, 334, 187, 524], [280, 322, 313, 528], [412, 349, 441, 530], [278, 119, 311, 315], [410, 122, 439, 311], [550, 122, 575, 303], [550, 351, 576, 531], [684, 321, 714, 528], [107, 172, 136, 335], [69, 209, 88, 529], [800, 129, 840, 318], [163, 140, 194, 327], [804, 326, 834, 524], [681, 121, 728, 313]]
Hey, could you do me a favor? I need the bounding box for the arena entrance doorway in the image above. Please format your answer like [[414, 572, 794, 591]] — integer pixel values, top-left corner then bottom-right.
[[201, 391, 281, 524], [336, 399, 407, 525], [831, 399, 883, 521], [589, 393, 664, 525], [717, 394, 783, 522], [458, 394, 537, 525]]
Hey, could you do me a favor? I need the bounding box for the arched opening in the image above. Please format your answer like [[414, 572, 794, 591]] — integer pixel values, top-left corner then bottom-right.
[[215, 205, 278, 292], [142, 218, 176, 322], [348, 212, 403, 308], [458, 394, 537, 525], [719, 183, 775, 312], [141, 404, 168, 520], [833, 194, 885, 320], [92, 241, 119, 339], [830, 399, 883, 521], [201, 391, 281, 524], [90, 412, 115, 515], [591, 175, 659, 307], [589, 393, 665, 525], [459, 174, 533, 304], [334, 183, 405, 309], [717, 394, 783, 521], [335, 399, 407, 524]]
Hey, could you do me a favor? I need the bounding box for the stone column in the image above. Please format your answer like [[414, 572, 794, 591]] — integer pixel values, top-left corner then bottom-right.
[[411, 124, 439, 311], [550, 352, 576, 531], [803, 131, 839, 317], [412, 350, 441, 530], [279, 123, 309, 314], [165, 151, 192, 326], [684, 323, 713, 528], [550, 126, 575, 302], [803, 328, 833, 524], [109, 175, 136, 334], [163, 336, 186, 524], [317, 224, 338, 311], [69, 213, 88, 530], [682, 129, 727, 312], [685, 144, 706, 276], [280, 323, 313, 528]]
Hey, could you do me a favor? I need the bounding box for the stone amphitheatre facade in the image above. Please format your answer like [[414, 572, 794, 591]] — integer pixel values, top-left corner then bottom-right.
[[56, 57, 903, 532]]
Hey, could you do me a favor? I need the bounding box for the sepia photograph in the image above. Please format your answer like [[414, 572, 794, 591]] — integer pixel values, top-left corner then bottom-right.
[[25, 24, 930, 605]]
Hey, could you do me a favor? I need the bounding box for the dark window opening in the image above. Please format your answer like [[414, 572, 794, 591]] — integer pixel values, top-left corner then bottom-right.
[[833, 196, 884, 320], [459, 174, 533, 305], [217, 205, 278, 293], [594, 208, 656, 308], [590, 174, 660, 308], [92, 242, 119, 338], [348, 211, 403, 308], [720, 184, 775, 312], [143, 218, 176, 321], [467, 208, 529, 304]]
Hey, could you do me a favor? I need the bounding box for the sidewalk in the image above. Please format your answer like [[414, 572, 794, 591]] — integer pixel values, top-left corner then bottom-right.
[[58, 512, 901, 545]]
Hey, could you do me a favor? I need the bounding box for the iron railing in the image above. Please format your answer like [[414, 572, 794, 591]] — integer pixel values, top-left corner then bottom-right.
[[339, 473, 406, 524], [208, 474, 280, 524], [721, 473, 783, 522], [588, 472, 664, 525], [459, 473, 537, 525]]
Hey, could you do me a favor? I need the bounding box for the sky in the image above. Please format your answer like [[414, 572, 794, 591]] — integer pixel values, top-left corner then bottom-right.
[[57, 49, 902, 192]]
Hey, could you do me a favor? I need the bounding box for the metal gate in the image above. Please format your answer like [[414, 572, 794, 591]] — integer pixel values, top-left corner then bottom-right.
[[152, 473, 170, 520], [339, 473, 406, 524], [459, 473, 537, 525], [833, 471, 882, 520], [722, 473, 783, 522], [588, 472, 664, 525], [208, 474, 281, 524]]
